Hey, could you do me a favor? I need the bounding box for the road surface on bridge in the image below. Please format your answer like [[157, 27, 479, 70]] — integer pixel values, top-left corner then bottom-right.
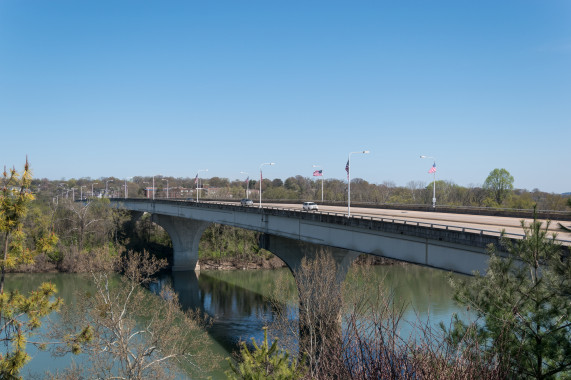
[[246, 202, 571, 243]]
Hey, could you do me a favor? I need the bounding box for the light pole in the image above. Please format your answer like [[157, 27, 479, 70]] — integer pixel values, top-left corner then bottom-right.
[[152, 176, 155, 200], [312, 164, 324, 203], [91, 182, 98, 198], [259, 162, 275, 208], [196, 169, 208, 202], [420, 155, 437, 208], [347, 150, 370, 217], [163, 178, 169, 198], [80, 186, 86, 200], [106, 180, 113, 198], [240, 172, 250, 199], [143, 181, 151, 198]]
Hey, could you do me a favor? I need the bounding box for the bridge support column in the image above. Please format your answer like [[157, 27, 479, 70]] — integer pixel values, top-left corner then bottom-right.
[[264, 235, 360, 367], [264, 234, 360, 283], [151, 214, 210, 271]]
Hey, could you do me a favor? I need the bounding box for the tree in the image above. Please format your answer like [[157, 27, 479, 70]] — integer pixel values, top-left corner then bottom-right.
[[226, 327, 306, 380], [447, 208, 571, 378], [50, 249, 216, 379], [483, 168, 514, 205], [0, 159, 60, 377]]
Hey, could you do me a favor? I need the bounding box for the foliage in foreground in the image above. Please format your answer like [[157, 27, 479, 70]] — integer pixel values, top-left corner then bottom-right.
[[48, 249, 217, 379], [0, 159, 61, 379], [226, 327, 306, 380], [253, 252, 507, 380], [448, 209, 571, 379]]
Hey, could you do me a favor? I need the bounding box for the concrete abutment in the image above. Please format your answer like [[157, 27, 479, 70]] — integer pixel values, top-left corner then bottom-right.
[[151, 214, 210, 271]]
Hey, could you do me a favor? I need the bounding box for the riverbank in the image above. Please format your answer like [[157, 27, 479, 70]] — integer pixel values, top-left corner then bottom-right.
[[12, 249, 405, 274], [197, 254, 403, 271]]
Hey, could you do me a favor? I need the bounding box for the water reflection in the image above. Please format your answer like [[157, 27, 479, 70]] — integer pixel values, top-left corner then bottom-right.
[[156, 271, 279, 351], [155, 264, 471, 354], [4, 264, 471, 378]]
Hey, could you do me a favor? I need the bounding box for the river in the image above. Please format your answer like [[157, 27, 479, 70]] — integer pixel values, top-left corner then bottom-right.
[[5, 264, 472, 379]]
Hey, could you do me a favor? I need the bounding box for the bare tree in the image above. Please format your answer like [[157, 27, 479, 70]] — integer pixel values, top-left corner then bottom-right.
[[48, 250, 217, 379], [407, 180, 425, 203]]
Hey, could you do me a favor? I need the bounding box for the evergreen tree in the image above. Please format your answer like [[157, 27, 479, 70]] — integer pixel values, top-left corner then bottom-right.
[[448, 208, 571, 379], [0, 159, 61, 378], [226, 327, 306, 380]]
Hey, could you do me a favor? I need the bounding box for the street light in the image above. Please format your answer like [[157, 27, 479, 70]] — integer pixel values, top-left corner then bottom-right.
[[347, 150, 370, 217], [240, 171, 249, 199], [259, 162, 275, 208], [91, 182, 98, 198], [80, 186, 86, 200], [420, 155, 437, 208], [312, 164, 324, 203], [106, 180, 114, 198], [163, 178, 169, 199], [143, 181, 151, 199], [196, 169, 208, 202]]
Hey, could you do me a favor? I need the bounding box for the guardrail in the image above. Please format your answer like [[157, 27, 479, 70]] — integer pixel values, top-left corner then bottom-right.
[[112, 198, 571, 246], [116, 196, 571, 221]]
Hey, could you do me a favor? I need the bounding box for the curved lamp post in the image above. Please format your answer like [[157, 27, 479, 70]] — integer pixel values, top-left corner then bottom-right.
[[312, 164, 324, 203], [259, 163, 275, 208], [240, 171, 249, 199], [105, 180, 113, 198], [124, 177, 132, 199], [420, 155, 437, 208], [347, 150, 369, 217], [91, 182, 98, 198], [196, 169, 208, 202]]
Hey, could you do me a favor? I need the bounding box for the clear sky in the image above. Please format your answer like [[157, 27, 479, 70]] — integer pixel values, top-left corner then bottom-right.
[[1, 1, 569, 193]]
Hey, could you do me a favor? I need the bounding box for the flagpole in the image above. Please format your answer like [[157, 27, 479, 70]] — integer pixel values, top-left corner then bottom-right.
[[420, 155, 436, 208], [312, 165, 324, 203], [347, 150, 370, 217], [196, 169, 208, 202], [432, 166, 436, 208], [240, 171, 249, 199]]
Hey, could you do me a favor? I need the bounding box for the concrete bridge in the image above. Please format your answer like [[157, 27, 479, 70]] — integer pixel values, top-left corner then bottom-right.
[[109, 198, 526, 279]]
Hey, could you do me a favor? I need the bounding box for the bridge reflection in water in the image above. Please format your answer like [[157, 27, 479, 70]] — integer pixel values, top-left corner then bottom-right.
[[150, 265, 472, 356]]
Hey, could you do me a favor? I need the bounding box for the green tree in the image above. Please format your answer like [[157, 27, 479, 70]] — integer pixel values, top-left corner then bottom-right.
[[447, 209, 571, 379], [226, 327, 306, 380], [483, 168, 514, 205], [0, 159, 61, 378]]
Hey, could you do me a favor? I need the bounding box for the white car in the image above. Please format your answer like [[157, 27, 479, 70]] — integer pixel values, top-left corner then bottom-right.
[[302, 202, 318, 211], [240, 198, 254, 206]]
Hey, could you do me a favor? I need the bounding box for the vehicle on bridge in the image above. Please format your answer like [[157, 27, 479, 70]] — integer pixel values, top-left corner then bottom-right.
[[240, 198, 254, 206], [302, 202, 318, 211]]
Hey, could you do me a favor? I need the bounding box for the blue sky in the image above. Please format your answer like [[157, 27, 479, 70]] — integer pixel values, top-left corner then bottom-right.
[[1, 1, 569, 193]]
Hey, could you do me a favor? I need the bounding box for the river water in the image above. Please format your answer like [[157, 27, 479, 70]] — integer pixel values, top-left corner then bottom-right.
[[6, 264, 471, 379]]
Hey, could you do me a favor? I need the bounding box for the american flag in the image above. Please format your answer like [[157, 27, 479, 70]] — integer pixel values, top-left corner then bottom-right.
[[245, 176, 249, 184], [428, 163, 436, 174], [313, 170, 323, 177], [194, 174, 198, 184], [345, 160, 349, 180]]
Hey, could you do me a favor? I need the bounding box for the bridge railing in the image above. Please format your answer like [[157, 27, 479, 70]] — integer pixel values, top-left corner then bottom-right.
[[112, 198, 571, 246]]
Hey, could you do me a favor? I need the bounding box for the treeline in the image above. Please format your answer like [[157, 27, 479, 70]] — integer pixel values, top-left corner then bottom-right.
[[34, 169, 570, 211], [21, 193, 272, 272]]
